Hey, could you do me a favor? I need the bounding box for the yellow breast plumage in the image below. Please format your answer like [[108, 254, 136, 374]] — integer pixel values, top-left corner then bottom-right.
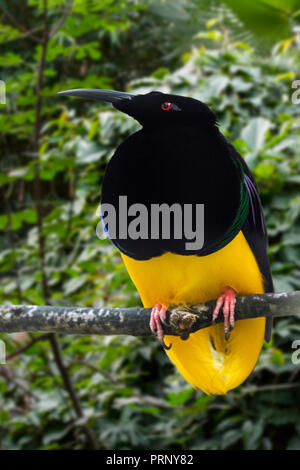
[[121, 230, 266, 394]]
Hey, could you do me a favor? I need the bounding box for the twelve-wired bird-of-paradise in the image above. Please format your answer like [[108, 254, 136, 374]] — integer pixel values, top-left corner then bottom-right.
[[58, 88, 274, 395]]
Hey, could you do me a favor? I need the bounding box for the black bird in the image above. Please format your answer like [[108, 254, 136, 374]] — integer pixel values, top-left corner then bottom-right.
[[58, 88, 273, 394]]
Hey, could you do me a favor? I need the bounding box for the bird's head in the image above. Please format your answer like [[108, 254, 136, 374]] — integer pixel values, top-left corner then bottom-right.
[[57, 89, 216, 128]]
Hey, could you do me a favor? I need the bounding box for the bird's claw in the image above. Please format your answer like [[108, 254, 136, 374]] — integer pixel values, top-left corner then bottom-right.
[[212, 286, 237, 340], [150, 303, 172, 349]]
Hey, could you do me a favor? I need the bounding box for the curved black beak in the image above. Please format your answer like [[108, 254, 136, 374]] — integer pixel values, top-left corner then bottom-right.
[[57, 88, 135, 104]]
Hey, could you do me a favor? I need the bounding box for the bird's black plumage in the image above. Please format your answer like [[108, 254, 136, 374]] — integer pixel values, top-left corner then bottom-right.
[[100, 91, 274, 340], [58, 88, 273, 342], [101, 125, 248, 259], [101, 92, 249, 258]]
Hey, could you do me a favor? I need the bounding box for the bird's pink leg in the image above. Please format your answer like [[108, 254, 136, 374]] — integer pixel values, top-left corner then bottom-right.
[[212, 286, 237, 339], [149, 303, 172, 349]]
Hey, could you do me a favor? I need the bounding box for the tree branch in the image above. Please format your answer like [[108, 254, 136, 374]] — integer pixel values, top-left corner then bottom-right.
[[27, 0, 98, 450], [49, 0, 73, 38], [6, 333, 51, 360], [0, 4, 41, 42], [0, 291, 299, 338], [32, 0, 50, 304], [0, 366, 40, 401], [47, 333, 100, 449]]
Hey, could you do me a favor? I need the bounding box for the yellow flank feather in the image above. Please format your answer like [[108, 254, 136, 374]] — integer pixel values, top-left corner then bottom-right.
[[121, 230, 266, 395]]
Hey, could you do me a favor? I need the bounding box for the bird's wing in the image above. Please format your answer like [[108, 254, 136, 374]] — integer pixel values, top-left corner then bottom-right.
[[226, 139, 274, 341]]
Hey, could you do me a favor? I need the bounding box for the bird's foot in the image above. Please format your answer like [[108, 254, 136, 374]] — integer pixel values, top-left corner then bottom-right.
[[212, 286, 237, 340], [149, 303, 172, 350]]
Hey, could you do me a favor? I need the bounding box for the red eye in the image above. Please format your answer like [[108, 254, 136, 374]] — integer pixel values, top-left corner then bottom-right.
[[161, 102, 172, 111]]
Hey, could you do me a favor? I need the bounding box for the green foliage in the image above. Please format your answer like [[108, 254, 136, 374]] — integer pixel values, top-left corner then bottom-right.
[[223, 0, 300, 45], [150, 0, 300, 56], [0, 0, 300, 451]]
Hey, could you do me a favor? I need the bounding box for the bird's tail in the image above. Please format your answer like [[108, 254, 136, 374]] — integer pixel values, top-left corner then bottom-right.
[[165, 317, 266, 394]]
